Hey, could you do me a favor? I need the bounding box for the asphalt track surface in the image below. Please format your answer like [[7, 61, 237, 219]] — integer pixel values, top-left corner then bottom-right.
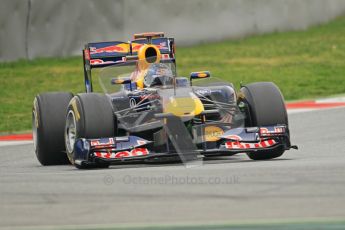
[[1, 108, 345, 229]]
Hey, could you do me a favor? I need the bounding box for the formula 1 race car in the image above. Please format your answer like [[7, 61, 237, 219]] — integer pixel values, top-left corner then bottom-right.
[[32, 32, 297, 169]]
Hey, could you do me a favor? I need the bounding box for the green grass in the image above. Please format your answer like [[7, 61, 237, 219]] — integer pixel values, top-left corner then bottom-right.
[[177, 16, 345, 100], [1, 16, 345, 133]]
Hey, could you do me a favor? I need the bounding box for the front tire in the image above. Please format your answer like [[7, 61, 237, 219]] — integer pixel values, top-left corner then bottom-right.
[[65, 93, 116, 169], [32, 92, 73, 165], [240, 82, 288, 160]]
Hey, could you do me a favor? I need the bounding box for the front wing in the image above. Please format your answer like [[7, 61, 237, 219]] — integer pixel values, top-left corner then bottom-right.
[[72, 125, 296, 167]]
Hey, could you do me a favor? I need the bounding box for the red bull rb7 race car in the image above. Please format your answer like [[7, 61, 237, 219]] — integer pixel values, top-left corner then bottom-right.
[[32, 32, 297, 169]]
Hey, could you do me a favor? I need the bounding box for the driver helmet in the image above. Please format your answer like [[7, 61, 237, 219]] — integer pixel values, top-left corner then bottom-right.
[[143, 63, 174, 88]]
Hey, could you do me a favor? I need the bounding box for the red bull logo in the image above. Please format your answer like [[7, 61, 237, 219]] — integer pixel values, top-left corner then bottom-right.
[[94, 148, 149, 159], [132, 43, 144, 52], [90, 57, 126, 66], [90, 43, 129, 54], [90, 59, 116, 66]]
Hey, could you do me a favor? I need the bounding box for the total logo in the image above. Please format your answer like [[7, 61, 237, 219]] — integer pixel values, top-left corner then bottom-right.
[[204, 126, 224, 142]]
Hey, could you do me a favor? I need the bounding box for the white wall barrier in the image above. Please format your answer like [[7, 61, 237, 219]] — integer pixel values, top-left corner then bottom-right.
[[1, 0, 345, 61]]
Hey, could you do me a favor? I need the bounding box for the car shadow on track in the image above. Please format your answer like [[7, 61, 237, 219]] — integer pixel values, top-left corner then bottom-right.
[[29, 154, 293, 171], [101, 155, 293, 170]]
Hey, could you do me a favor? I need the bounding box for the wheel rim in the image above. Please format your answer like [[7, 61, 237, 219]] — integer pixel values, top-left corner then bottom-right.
[[65, 110, 77, 162], [32, 110, 38, 152]]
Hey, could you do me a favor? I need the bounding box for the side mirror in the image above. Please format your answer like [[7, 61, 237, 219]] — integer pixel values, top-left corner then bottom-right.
[[190, 71, 211, 79], [111, 77, 131, 85], [111, 77, 135, 91], [190, 71, 211, 86]]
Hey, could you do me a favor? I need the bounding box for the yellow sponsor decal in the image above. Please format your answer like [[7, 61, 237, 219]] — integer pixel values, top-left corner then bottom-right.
[[204, 126, 224, 142], [163, 96, 204, 116], [197, 73, 208, 78], [71, 98, 80, 121]]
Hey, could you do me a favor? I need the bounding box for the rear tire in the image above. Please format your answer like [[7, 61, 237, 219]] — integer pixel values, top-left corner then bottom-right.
[[240, 82, 288, 160], [32, 92, 73, 165], [65, 93, 115, 169]]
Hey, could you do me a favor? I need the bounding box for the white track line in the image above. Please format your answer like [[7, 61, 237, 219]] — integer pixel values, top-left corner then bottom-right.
[[0, 141, 32, 147], [287, 108, 317, 114]]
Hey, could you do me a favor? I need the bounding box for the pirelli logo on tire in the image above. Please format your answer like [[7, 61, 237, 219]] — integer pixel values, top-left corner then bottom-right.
[[70, 97, 81, 121]]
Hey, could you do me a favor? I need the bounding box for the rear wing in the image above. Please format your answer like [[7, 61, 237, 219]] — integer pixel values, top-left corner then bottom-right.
[[82, 36, 175, 92]]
